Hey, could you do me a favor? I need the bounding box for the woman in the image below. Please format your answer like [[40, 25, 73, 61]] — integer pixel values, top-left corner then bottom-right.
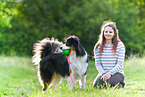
[[93, 21, 125, 88]]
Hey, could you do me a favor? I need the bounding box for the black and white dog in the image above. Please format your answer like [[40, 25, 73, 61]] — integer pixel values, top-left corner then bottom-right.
[[32, 36, 88, 92]]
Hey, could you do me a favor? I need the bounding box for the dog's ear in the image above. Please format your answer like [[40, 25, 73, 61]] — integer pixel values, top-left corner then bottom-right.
[[72, 38, 79, 46], [71, 38, 82, 56]]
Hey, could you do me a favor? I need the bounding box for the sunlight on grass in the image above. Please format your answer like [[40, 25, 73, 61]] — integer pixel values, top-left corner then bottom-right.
[[0, 56, 145, 96]]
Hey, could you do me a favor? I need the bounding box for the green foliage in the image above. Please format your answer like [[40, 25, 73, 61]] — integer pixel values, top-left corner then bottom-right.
[[0, 56, 145, 96], [0, 1, 17, 55], [0, 1, 17, 28], [0, 0, 145, 56]]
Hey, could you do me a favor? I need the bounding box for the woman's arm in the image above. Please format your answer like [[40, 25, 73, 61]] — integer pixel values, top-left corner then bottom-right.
[[95, 46, 106, 75]]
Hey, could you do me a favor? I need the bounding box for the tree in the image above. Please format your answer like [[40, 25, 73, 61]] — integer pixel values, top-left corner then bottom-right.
[[2, 0, 145, 57], [0, 1, 17, 55]]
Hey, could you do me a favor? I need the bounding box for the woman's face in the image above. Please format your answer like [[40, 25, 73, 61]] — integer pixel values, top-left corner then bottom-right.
[[104, 26, 115, 40]]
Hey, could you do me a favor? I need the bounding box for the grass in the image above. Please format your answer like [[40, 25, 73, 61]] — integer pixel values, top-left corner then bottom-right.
[[0, 56, 145, 97]]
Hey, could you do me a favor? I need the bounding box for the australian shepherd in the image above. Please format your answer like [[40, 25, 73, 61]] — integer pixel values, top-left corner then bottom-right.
[[32, 36, 88, 92]]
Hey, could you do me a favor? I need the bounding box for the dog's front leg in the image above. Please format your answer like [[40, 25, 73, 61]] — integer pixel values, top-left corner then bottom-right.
[[66, 76, 76, 89], [79, 75, 86, 89]]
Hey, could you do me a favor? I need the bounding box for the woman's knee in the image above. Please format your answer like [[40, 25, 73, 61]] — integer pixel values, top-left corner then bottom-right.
[[93, 76, 104, 87], [107, 73, 125, 87]]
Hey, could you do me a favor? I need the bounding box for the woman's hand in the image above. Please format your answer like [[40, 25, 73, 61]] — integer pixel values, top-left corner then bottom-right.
[[101, 73, 111, 81]]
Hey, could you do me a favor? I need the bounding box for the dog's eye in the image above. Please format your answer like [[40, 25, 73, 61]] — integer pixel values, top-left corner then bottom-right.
[[66, 43, 69, 46], [66, 42, 71, 46]]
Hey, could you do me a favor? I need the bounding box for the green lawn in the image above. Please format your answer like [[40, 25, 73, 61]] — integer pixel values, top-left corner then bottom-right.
[[0, 56, 145, 97]]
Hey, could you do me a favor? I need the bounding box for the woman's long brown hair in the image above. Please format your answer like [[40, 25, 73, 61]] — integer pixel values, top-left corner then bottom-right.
[[93, 21, 121, 57]]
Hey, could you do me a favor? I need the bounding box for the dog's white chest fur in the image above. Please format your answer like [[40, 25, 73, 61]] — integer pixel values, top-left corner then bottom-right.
[[69, 51, 88, 80]]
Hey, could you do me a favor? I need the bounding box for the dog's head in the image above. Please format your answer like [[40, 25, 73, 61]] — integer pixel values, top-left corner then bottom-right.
[[60, 36, 86, 56]]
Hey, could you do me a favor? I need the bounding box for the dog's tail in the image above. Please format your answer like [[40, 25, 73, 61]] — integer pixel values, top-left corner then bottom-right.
[[32, 37, 63, 65]]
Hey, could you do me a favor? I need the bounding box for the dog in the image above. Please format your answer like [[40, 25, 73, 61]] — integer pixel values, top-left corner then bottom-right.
[[32, 36, 88, 92]]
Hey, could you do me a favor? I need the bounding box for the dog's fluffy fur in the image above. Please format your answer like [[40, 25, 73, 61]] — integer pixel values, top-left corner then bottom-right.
[[32, 36, 88, 92]]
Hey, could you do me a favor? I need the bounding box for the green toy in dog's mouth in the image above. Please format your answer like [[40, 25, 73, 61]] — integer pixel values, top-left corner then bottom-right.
[[62, 49, 70, 55]]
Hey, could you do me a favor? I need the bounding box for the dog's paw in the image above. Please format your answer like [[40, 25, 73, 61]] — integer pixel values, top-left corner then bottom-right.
[[42, 88, 48, 93]]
